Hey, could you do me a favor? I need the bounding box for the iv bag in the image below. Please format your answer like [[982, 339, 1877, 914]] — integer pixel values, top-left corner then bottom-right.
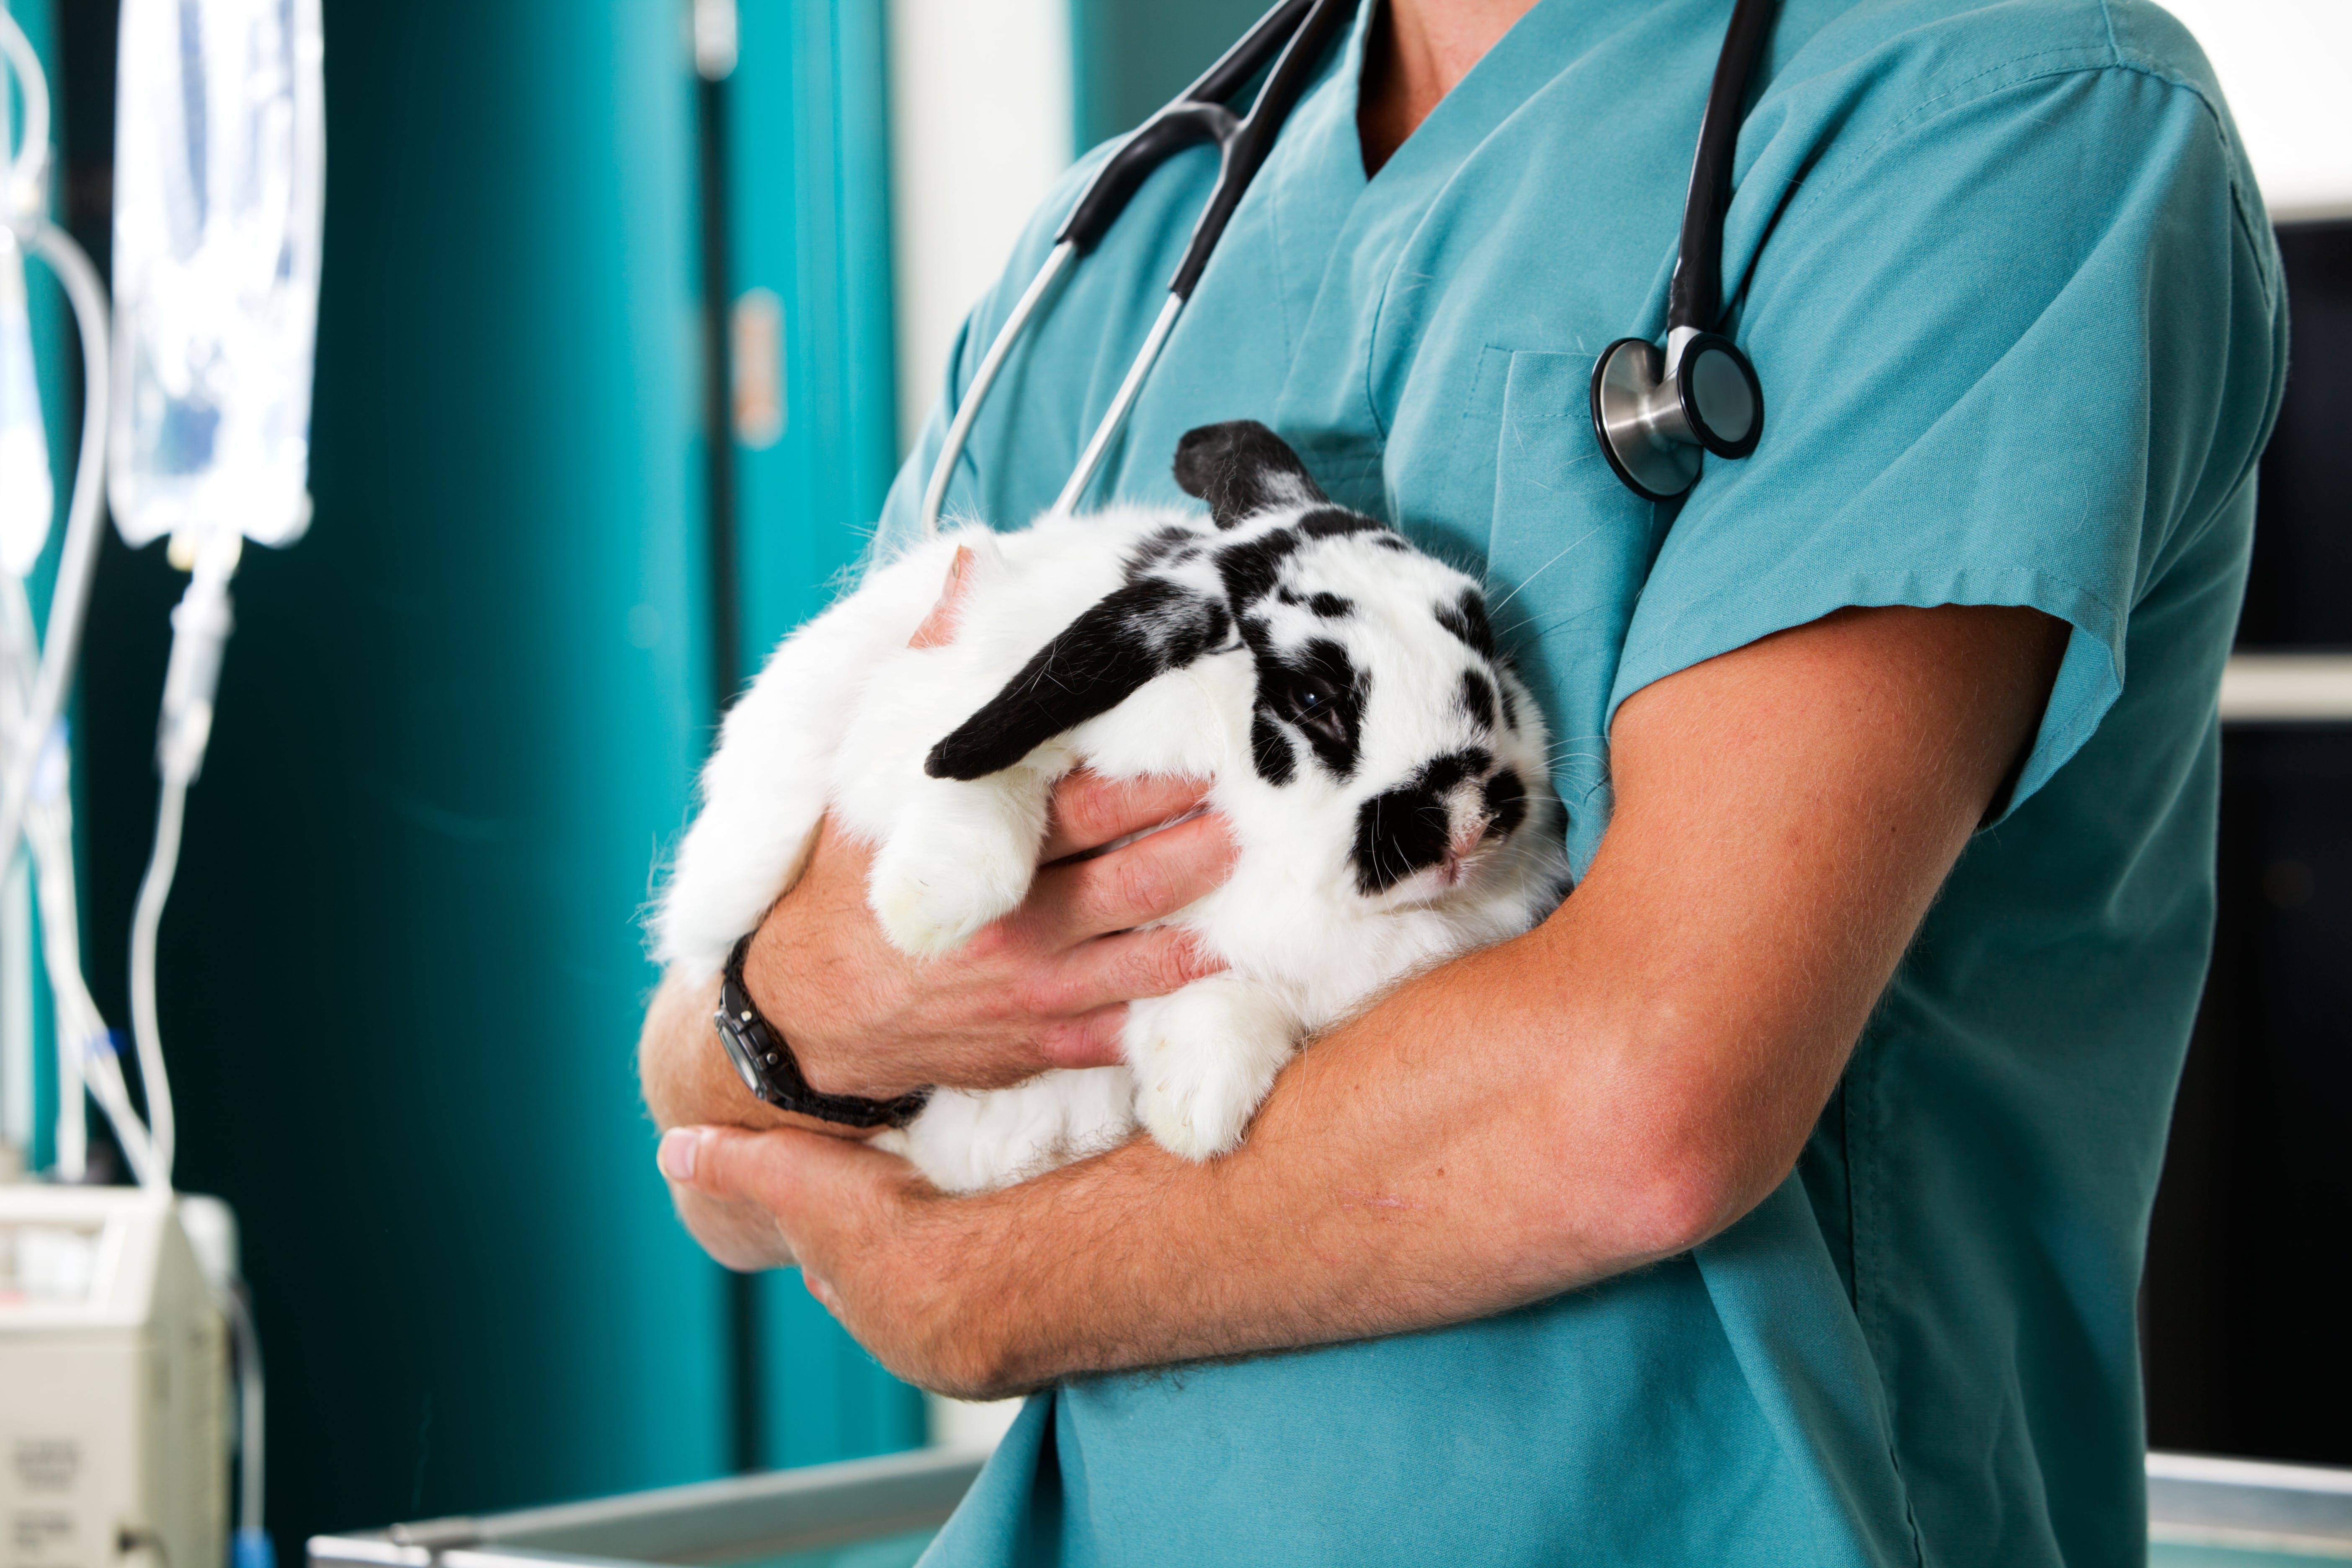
[[109, 0, 324, 551], [0, 231, 49, 575]]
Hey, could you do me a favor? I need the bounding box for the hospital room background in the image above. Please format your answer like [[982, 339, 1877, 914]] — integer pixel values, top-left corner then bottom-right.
[[0, 0, 2345, 1561]]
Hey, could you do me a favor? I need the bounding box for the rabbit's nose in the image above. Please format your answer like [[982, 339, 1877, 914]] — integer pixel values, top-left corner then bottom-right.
[[1439, 820, 1487, 885]]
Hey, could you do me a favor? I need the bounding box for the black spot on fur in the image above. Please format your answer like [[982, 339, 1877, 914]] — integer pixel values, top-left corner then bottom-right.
[[1274, 586, 1351, 618], [1349, 749, 1495, 895], [1297, 507, 1386, 542], [1215, 528, 1303, 606], [928, 579, 1230, 780], [1173, 421, 1328, 529], [1435, 588, 1497, 661], [1260, 637, 1366, 780], [1498, 677, 1520, 732], [1251, 713, 1295, 784], [1459, 669, 1497, 730], [1127, 525, 1199, 572], [1482, 768, 1527, 839]]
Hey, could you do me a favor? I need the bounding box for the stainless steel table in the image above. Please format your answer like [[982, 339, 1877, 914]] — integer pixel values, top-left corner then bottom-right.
[[308, 1448, 985, 1568], [308, 1447, 2352, 1567]]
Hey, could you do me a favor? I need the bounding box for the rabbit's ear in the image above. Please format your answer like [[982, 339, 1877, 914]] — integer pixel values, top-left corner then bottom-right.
[[1173, 421, 1327, 529], [926, 578, 1230, 780]]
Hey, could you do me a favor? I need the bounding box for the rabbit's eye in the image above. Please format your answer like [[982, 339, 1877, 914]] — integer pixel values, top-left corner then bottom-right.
[[1278, 673, 1348, 747]]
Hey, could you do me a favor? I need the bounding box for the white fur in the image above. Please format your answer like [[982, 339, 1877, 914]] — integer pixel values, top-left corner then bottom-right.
[[657, 502, 1568, 1193]]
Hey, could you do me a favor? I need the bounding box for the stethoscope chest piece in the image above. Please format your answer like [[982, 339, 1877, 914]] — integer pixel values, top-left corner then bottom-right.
[[1589, 330, 1764, 502], [1588, 0, 1778, 504]]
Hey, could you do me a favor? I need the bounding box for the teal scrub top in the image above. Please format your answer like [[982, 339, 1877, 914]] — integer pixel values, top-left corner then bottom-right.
[[869, 0, 2288, 1562]]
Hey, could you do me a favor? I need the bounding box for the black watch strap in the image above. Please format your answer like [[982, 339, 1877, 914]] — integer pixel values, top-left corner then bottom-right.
[[713, 938, 930, 1130]]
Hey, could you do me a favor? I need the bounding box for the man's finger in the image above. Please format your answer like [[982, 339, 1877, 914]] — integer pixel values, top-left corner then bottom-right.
[[1029, 811, 1238, 945], [1045, 928, 1225, 1019], [1034, 1003, 1136, 1071], [1039, 770, 1214, 863]]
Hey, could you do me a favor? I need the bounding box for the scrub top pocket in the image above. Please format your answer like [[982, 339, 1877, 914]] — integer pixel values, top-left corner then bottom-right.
[[1484, 348, 1661, 872]]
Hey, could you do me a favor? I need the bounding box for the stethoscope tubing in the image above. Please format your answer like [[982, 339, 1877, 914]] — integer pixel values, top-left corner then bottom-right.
[[918, 0, 1772, 541], [919, 0, 1351, 539], [1667, 0, 1776, 348], [921, 240, 1076, 535], [1056, 292, 1188, 516]]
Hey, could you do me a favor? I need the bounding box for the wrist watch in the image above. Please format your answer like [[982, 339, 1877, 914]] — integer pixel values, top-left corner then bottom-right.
[[713, 937, 930, 1129]]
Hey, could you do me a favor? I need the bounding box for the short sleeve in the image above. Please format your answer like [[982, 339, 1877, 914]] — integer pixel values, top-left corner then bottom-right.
[[1609, 55, 2285, 815]]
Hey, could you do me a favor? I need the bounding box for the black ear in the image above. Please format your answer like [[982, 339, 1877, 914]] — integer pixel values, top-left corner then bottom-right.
[[926, 578, 1230, 780], [1173, 421, 1327, 529]]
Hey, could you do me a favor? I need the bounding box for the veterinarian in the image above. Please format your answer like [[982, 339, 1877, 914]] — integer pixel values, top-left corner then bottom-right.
[[641, 0, 2285, 1559]]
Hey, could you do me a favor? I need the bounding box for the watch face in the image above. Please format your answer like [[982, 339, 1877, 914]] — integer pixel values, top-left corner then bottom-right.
[[714, 1011, 765, 1095]]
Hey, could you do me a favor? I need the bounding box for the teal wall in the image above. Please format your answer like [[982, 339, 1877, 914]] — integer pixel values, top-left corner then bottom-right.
[[75, 0, 732, 1548], [7, 0, 67, 1172], [1070, 0, 1282, 150], [717, 0, 928, 1467]]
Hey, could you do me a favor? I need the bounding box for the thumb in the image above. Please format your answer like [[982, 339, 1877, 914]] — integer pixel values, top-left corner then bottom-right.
[[657, 1122, 901, 1215]]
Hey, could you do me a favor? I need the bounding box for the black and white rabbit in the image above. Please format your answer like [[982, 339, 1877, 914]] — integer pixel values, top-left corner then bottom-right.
[[656, 422, 1569, 1193]]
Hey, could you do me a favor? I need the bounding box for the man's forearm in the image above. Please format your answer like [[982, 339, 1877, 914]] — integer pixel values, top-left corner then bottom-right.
[[913, 918, 1702, 1388], [899, 807, 1903, 1393], [669, 605, 2066, 1394]]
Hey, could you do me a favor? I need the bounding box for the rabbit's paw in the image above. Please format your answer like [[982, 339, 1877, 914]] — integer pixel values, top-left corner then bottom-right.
[[1128, 979, 1298, 1160], [867, 830, 1032, 957]]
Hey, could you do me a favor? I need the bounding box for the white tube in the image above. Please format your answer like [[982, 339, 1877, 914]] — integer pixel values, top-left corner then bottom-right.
[[1054, 291, 1185, 516], [921, 240, 1075, 539], [225, 1283, 265, 1544], [1, 572, 162, 1188], [0, 219, 111, 913], [126, 769, 188, 1184], [121, 551, 235, 1188], [0, 10, 50, 218]]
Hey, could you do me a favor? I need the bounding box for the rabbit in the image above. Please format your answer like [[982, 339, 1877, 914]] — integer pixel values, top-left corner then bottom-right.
[[656, 420, 1571, 1194]]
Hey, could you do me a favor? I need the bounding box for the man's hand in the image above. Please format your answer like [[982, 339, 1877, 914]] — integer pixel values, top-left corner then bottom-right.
[[655, 602, 2068, 1393], [740, 774, 1234, 1101], [639, 768, 1237, 1265]]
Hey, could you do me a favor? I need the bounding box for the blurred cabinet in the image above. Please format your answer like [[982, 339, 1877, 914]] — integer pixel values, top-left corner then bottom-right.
[[707, 0, 926, 1470], [2143, 220, 2352, 1466]]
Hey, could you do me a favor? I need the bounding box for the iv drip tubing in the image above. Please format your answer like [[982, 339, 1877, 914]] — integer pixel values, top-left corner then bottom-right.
[[0, 13, 50, 206], [224, 1281, 266, 1539], [126, 767, 186, 1183], [0, 219, 111, 898]]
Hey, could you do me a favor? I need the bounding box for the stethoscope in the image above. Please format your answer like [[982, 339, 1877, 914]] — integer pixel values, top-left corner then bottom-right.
[[919, 0, 1776, 539]]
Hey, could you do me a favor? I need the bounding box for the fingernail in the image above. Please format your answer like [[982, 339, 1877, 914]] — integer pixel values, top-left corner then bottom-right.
[[658, 1127, 700, 1182]]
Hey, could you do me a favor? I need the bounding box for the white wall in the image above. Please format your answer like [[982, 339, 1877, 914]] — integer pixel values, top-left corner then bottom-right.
[[2161, 0, 2352, 223], [887, 0, 1071, 1448], [887, 0, 1075, 453]]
